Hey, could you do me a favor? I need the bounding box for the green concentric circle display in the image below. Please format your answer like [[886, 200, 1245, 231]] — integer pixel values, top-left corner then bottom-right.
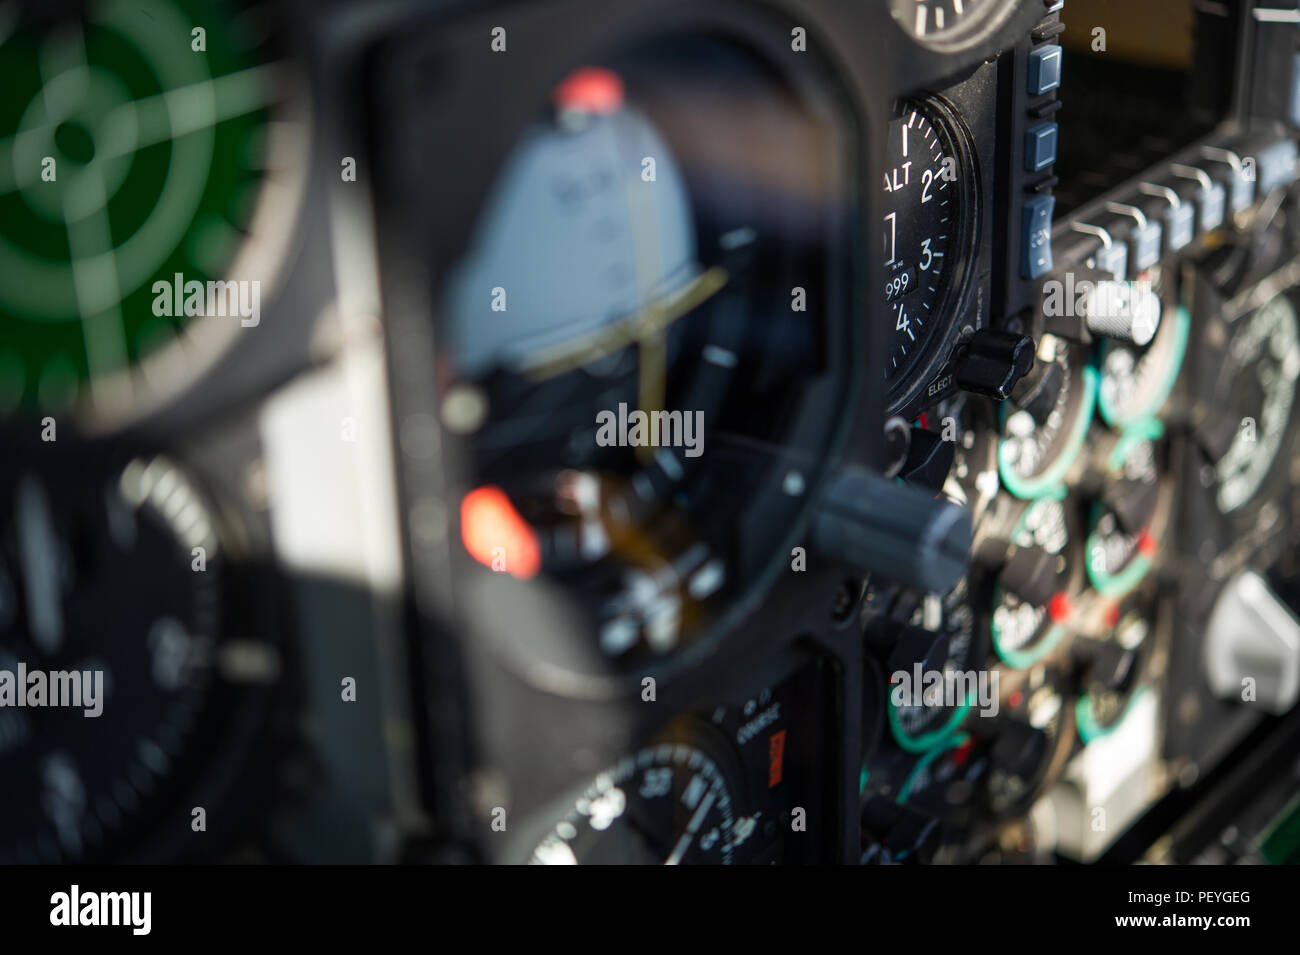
[[0, 0, 282, 414]]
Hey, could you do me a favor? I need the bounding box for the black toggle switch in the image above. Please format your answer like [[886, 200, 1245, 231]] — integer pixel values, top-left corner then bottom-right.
[[990, 721, 1048, 781], [882, 622, 950, 678], [1194, 406, 1241, 465], [899, 427, 957, 491], [1000, 545, 1059, 607], [956, 329, 1036, 400], [1081, 639, 1135, 695], [1102, 477, 1159, 535], [860, 796, 942, 865]]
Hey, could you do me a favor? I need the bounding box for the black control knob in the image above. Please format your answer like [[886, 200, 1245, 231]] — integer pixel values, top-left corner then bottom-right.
[[956, 329, 1036, 400], [1084, 639, 1135, 691], [1194, 406, 1240, 465], [1008, 357, 1064, 426], [860, 796, 942, 865], [1101, 476, 1159, 535], [879, 622, 950, 677], [813, 466, 972, 594], [990, 720, 1048, 782], [1000, 545, 1059, 607]]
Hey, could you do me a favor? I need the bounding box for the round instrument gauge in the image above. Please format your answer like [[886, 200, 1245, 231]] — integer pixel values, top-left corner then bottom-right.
[[0, 453, 279, 863], [0, 0, 310, 428], [940, 396, 1001, 523], [530, 738, 739, 865], [441, 39, 850, 684], [1085, 422, 1165, 597], [999, 335, 1098, 499], [890, 0, 1019, 51], [887, 579, 984, 752], [1099, 299, 1191, 430], [882, 99, 977, 413], [989, 493, 1080, 669], [1076, 603, 1155, 743], [895, 732, 975, 807], [984, 672, 1073, 819], [860, 731, 980, 864], [1214, 292, 1300, 515]]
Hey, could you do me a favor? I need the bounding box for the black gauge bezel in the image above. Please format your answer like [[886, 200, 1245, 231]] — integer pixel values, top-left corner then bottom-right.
[[888, 0, 1021, 54], [370, 5, 860, 702]]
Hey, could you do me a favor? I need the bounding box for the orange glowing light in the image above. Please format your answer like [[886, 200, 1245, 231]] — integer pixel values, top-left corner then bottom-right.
[[552, 67, 624, 115], [460, 486, 542, 580]]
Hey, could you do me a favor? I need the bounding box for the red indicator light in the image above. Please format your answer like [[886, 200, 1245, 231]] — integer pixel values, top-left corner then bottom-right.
[[1137, 529, 1157, 558], [768, 729, 787, 788], [1047, 591, 1073, 624], [953, 738, 973, 767], [1104, 602, 1122, 628], [552, 67, 624, 115], [460, 486, 542, 580]]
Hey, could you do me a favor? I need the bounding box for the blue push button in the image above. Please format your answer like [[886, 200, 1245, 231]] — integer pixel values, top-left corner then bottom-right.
[[1199, 182, 1226, 231], [1028, 45, 1063, 96], [1130, 221, 1163, 274], [1093, 242, 1129, 282], [1165, 202, 1196, 253], [1257, 139, 1299, 196], [1022, 195, 1055, 279], [1025, 122, 1059, 172]]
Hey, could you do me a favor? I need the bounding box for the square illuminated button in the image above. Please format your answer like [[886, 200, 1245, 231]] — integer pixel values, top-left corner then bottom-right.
[[1195, 182, 1226, 231], [1164, 202, 1196, 252], [1130, 222, 1163, 273], [1022, 195, 1055, 279], [1092, 242, 1128, 282], [1028, 45, 1063, 96], [1025, 122, 1059, 172]]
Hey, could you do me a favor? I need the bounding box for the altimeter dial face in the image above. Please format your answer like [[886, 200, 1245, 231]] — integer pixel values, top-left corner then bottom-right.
[[882, 101, 971, 396]]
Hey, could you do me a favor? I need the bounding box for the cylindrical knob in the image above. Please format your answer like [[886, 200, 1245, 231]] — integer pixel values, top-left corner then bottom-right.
[[812, 466, 972, 594], [1083, 280, 1161, 346]]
